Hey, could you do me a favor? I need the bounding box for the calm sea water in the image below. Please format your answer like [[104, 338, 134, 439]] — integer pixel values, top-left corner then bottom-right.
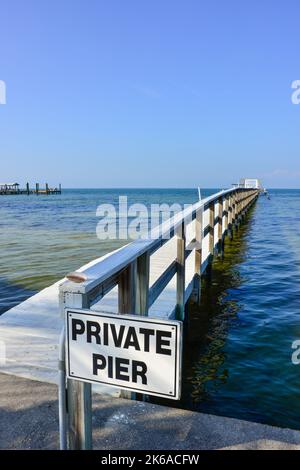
[[0, 188, 215, 312], [1, 188, 300, 429]]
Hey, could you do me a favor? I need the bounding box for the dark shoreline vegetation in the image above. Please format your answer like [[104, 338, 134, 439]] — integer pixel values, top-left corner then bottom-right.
[[1, 189, 300, 430]]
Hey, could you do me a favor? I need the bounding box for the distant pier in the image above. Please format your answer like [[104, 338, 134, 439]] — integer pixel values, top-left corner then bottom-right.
[[0, 182, 62, 195]]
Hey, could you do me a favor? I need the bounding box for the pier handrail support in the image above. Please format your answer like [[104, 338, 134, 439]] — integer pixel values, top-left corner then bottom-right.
[[58, 326, 67, 450], [58, 186, 259, 450]]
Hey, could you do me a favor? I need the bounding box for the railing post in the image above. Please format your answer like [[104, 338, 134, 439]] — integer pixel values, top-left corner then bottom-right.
[[228, 194, 233, 240], [235, 191, 241, 229], [208, 200, 215, 258], [240, 191, 244, 220], [221, 194, 229, 250], [241, 191, 246, 219], [67, 376, 92, 450], [232, 192, 236, 230], [136, 252, 150, 315], [118, 261, 137, 399], [60, 291, 93, 450], [193, 207, 203, 304], [216, 196, 223, 256], [135, 252, 150, 401], [118, 261, 137, 314], [224, 196, 229, 234], [244, 191, 248, 215], [176, 221, 186, 321]]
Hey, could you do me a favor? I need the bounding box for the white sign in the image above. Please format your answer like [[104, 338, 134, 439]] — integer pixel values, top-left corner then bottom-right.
[[66, 309, 182, 400]]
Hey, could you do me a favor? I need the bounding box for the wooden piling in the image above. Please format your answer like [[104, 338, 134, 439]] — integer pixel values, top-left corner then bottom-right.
[[193, 207, 203, 304], [208, 200, 215, 258], [216, 196, 223, 256], [118, 261, 137, 399], [228, 194, 233, 240], [235, 191, 241, 229], [118, 262, 136, 315], [65, 293, 92, 450], [176, 221, 186, 321], [136, 252, 150, 316], [59, 185, 260, 449], [224, 196, 229, 234]]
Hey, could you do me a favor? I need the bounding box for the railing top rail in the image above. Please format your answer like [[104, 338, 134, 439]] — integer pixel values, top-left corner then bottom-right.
[[60, 187, 255, 295]]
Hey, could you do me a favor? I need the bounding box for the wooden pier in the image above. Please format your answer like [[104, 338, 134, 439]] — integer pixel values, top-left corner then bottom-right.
[[0, 185, 259, 450], [59, 186, 259, 449], [0, 182, 61, 195]]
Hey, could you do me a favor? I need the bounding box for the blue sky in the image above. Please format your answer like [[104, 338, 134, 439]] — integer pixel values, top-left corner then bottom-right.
[[0, 0, 299, 188]]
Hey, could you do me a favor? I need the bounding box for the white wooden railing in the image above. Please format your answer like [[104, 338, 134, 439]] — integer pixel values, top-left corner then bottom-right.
[[58, 186, 259, 449]]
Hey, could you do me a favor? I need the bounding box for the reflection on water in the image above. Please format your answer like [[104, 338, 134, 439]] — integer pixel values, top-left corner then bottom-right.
[[182, 216, 251, 406], [180, 192, 300, 430], [0, 277, 36, 315]]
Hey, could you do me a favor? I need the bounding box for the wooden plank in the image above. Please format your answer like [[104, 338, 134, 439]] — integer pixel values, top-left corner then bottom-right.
[[232, 192, 236, 226], [208, 201, 215, 256], [118, 261, 137, 399], [67, 377, 92, 450], [224, 196, 229, 234], [87, 272, 119, 305], [136, 252, 150, 315], [175, 221, 186, 321], [193, 207, 203, 304], [194, 208, 203, 276], [118, 261, 136, 314], [216, 197, 223, 256], [235, 191, 240, 228], [64, 292, 92, 450], [228, 195, 233, 240], [149, 261, 177, 308]]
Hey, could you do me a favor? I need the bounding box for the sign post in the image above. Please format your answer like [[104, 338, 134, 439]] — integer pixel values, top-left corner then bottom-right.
[[66, 309, 182, 400]]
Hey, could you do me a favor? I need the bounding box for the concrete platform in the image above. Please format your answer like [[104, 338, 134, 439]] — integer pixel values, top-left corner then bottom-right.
[[0, 373, 300, 450]]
